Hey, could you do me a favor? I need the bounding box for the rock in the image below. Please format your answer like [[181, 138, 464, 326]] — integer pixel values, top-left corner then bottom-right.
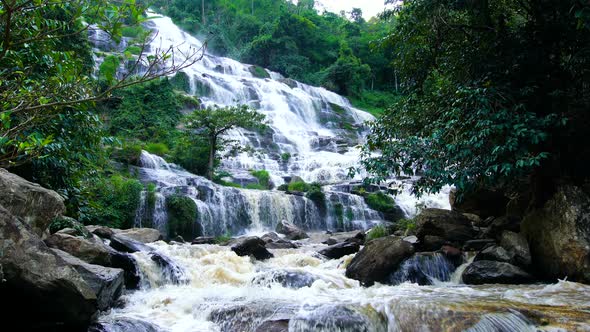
[[500, 231, 531, 267], [117, 228, 162, 243], [110, 252, 141, 290], [462, 260, 534, 285], [415, 209, 476, 247], [44, 233, 112, 266], [422, 235, 446, 251], [209, 301, 296, 332], [506, 191, 531, 218], [171, 235, 185, 243], [191, 236, 216, 245], [322, 238, 338, 245], [345, 236, 415, 286], [88, 225, 116, 239], [389, 252, 457, 285], [150, 252, 189, 285], [252, 270, 319, 288], [0, 168, 65, 236], [110, 234, 154, 253], [88, 318, 163, 332], [403, 235, 419, 244], [265, 239, 298, 249], [276, 220, 309, 240], [0, 205, 97, 329], [475, 245, 512, 263], [462, 213, 483, 225], [449, 187, 508, 218], [440, 244, 463, 266], [463, 239, 496, 251], [51, 249, 124, 310], [521, 185, 590, 282], [231, 236, 274, 260], [318, 242, 360, 259], [483, 215, 521, 239], [255, 320, 289, 332], [289, 304, 387, 332], [261, 232, 281, 243]]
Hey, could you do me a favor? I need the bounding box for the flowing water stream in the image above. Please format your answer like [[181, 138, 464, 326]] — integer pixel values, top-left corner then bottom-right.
[[93, 13, 590, 332]]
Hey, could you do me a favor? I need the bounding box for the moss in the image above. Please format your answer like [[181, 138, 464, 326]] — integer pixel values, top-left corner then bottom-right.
[[49, 216, 91, 238], [245, 183, 267, 190], [165, 195, 199, 240], [365, 192, 397, 214], [366, 224, 389, 241], [249, 65, 271, 79], [280, 152, 291, 162], [250, 169, 271, 189], [277, 184, 289, 191], [345, 207, 354, 221], [146, 183, 157, 210]]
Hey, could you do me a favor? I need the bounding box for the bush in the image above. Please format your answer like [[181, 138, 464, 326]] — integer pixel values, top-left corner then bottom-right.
[[280, 152, 291, 162], [305, 182, 325, 209], [146, 183, 157, 210], [288, 181, 309, 192], [49, 216, 91, 238], [366, 224, 389, 241], [250, 169, 270, 189], [125, 45, 142, 55], [397, 218, 416, 234], [277, 184, 289, 191], [170, 71, 191, 93], [245, 183, 266, 190], [145, 142, 169, 156], [365, 192, 397, 213], [166, 195, 199, 240]]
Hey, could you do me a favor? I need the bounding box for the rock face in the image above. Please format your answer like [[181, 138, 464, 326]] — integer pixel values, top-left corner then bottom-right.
[[0, 206, 98, 329], [276, 220, 309, 240], [500, 231, 531, 267], [462, 260, 534, 285], [449, 187, 508, 218], [345, 236, 415, 286], [51, 249, 124, 311], [110, 234, 154, 253], [475, 245, 512, 263], [231, 236, 274, 260], [521, 186, 590, 283], [0, 168, 65, 236], [318, 242, 360, 259], [415, 209, 476, 247], [117, 228, 162, 243], [45, 232, 112, 266]]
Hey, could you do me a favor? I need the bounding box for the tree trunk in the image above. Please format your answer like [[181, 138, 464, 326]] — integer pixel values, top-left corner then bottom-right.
[[201, 0, 206, 25], [206, 136, 216, 180]]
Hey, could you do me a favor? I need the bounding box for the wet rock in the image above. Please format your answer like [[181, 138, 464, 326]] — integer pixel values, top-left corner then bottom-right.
[[484, 215, 522, 239], [463, 239, 496, 251], [276, 220, 309, 240], [522, 185, 590, 282], [265, 239, 298, 249], [462, 260, 534, 285], [110, 234, 154, 253], [88, 318, 163, 332], [255, 320, 289, 332], [440, 244, 463, 266], [318, 241, 360, 259], [289, 305, 387, 332], [88, 225, 116, 239], [0, 206, 97, 329], [345, 236, 415, 286], [191, 236, 217, 245], [462, 213, 483, 225], [44, 233, 112, 266], [231, 236, 274, 260], [389, 252, 457, 285], [51, 249, 124, 311], [449, 187, 508, 218], [261, 232, 281, 243], [422, 235, 446, 251], [322, 238, 338, 245], [150, 252, 189, 285], [252, 270, 319, 288], [415, 209, 476, 247], [209, 301, 296, 332], [110, 252, 141, 290], [500, 231, 531, 267], [117, 228, 162, 243], [475, 245, 512, 263], [171, 235, 185, 243], [0, 168, 65, 236]]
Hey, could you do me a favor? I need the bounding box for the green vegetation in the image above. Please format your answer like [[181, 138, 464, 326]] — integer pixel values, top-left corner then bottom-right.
[[249, 65, 271, 79], [49, 217, 91, 238], [288, 181, 309, 192], [280, 153, 291, 162], [165, 195, 199, 240], [333, 203, 344, 229], [365, 192, 397, 214], [366, 224, 389, 241], [250, 170, 271, 189], [214, 233, 232, 244], [397, 218, 417, 235]]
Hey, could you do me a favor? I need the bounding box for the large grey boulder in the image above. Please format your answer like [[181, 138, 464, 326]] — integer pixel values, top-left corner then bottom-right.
[[521, 185, 590, 283], [0, 206, 97, 329], [345, 236, 414, 286], [415, 208, 476, 247], [230, 236, 274, 260], [252, 270, 319, 289], [45, 232, 112, 266], [0, 168, 65, 236], [318, 241, 360, 259], [117, 228, 162, 243], [51, 249, 124, 310], [110, 233, 154, 253], [289, 305, 387, 332], [276, 220, 309, 240], [462, 260, 534, 285]]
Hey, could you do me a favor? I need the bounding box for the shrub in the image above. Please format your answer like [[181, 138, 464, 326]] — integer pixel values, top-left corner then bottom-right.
[[214, 233, 232, 244], [125, 45, 142, 55], [397, 218, 416, 234], [277, 184, 289, 191], [49, 216, 91, 238], [280, 152, 291, 162], [305, 182, 325, 208], [250, 169, 270, 189], [365, 192, 397, 213], [366, 224, 389, 241], [146, 183, 157, 210], [249, 65, 270, 78], [170, 71, 191, 93], [245, 183, 266, 190], [145, 142, 169, 156], [288, 181, 309, 192], [166, 195, 199, 240]]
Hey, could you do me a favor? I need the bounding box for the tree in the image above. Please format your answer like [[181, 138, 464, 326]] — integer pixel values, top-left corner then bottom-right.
[[350, 8, 364, 24], [355, 0, 590, 199], [182, 105, 266, 180], [0, 0, 205, 169]]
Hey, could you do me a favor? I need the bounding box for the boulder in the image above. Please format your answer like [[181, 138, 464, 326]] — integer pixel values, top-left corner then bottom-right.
[[89, 318, 163, 332], [110, 252, 141, 290], [191, 236, 216, 245], [289, 305, 387, 332], [255, 320, 289, 332], [0, 206, 97, 329], [462, 260, 534, 285], [0, 168, 65, 236], [483, 215, 522, 239], [276, 220, 309, 240], [521, 185, 590, 283], [110, 234, 154, 253], [463, 239, 496, 251], [322, 238, 338, 245], [45, 232, 112, 266], [500, 231, 531, 267], [415, 209, 476, 247], [252, 270, 319, 289], [345, 236, 415, 286], [318, 242, 360, 259], [449, 187, 508, 218], [171, 235, 185, 243], [265, 239, 299, 249], [51, 249, 124, 311], [422, 235, 446, 251], [209, 301, 296, 332], [150, 252, 189, 285], [231, 236, 274, 260], [261, 232, 281, 243], [88, 225, 116, 239], [475, 245, 512, 263], [117, 228, 162, 243]]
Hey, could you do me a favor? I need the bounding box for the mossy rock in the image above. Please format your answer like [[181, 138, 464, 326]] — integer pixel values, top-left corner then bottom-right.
[[249, 65, 271, 79], [165, 195, 200, 240]]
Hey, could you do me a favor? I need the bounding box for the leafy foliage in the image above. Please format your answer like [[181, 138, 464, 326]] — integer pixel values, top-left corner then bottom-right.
[[366, 224, 389, 241], [250, 169, 271, 189], [166, 195, 199, 240], [365, 192, 397, 214]]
